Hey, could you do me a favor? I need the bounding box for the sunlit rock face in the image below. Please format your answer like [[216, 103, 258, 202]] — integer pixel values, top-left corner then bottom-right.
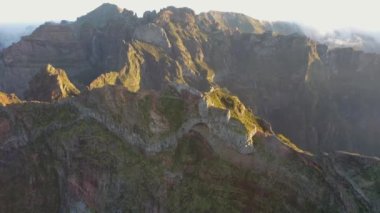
[[0, 4, 380, 155], [197, 24, 380, 156], [0, 4, 379, 212], [0, 91, 20, 106], [24, 64, 80, 101]]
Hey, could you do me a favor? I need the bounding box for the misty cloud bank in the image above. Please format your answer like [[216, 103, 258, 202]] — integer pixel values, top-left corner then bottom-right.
[[265, 21, 380, 54], [303, 27, 380, 54], [0, 24, 38, 50]]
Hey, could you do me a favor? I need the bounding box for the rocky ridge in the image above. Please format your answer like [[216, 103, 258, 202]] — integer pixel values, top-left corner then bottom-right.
[[1, 82, 379, 212], [0, 3, 379, 212], [1, 3, 379, 154], [24, 64, 80, 101]]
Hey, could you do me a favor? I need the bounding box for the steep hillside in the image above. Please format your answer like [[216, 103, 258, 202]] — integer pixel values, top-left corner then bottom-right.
[[0, 4, 379, 211], [0, 85, 379, 212], [25, 64, 80, 101], [1, 4, 380, 156]]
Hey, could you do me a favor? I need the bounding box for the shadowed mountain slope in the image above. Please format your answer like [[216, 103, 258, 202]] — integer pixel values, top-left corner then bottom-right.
[[24, 64, 80, 101], [0, 4, 379, 212], [2, 4, 379, 155]]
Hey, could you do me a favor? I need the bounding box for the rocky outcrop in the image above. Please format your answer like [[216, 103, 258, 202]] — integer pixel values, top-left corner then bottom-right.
[[0, 91, 20, 106], [0, 4, 380, 212], [75, 3, 135, 28], [24, 64, 80, 101], [88, 44, 143, 92], [0, 4, 139, 96], [75, 85, 260, 154], [133, 23, 171, 50]]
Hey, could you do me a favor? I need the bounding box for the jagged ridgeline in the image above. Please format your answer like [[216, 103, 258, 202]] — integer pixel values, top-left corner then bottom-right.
[[0, 3, 379, 212]]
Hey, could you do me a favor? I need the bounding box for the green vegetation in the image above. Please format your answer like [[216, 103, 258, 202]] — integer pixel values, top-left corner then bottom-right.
[[133, 41, 165, 62], [89, 46, 143, 92], [49, 119, 133, 170], [0, 100, 351, 212], [167, 132, 324, 212], [34, 118, 165, 212], [357, 164, 380, 200], [205, 88, 262, 133], [165, 21, 207, 67], [1, 6, 379, 213], [137, 94, 153, 129], [119, 45, 143, 92], [168, 134, 244, 212], [21, 103, 78, 128], [157, 89, 185, 131], [166, 22, 196, 70], [277, 134, 312, 155]]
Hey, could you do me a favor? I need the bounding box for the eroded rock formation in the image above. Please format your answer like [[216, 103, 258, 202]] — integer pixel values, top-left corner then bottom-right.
[[0, 4, 379, 212], [24, 64, 80, 101]]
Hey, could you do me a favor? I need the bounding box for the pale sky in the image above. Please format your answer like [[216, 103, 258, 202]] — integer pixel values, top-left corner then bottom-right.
[[0, 0, 379, 32]]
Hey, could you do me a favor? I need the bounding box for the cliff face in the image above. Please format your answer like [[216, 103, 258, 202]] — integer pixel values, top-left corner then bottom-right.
[[0, 23, 90, 95], [1, 4, 379, 155], [204, 31, 380, 156], [24, 64, 80, 101], [0, 4, 379, 212], [1, 4, 380, 155]]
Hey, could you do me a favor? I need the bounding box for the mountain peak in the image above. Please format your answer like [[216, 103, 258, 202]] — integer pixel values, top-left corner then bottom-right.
[[161, 6, 196, 15], [76, 3, 135, 28], [45, 64, 63, 75], [93, 3, 125, 14], [24, 64, 80, 102], [0, 4, 380, 213], [157, 6, 197, 25]]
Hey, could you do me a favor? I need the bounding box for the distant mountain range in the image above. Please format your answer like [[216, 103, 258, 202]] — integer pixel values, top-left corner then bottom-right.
[[0, 24, 38, 50], [0, 4, 379, 212], [1, 13, 380, 54]]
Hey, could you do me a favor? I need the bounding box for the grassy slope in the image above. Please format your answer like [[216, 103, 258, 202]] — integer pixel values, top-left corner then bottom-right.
[[0, 90, 358, 212]]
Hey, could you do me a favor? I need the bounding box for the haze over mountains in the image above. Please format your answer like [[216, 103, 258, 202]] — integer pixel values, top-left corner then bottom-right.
[[2, 9, 380, 53], [0, 3, 379, 212], [266, 22, 380, 54], [0, 24, 37, 50]]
